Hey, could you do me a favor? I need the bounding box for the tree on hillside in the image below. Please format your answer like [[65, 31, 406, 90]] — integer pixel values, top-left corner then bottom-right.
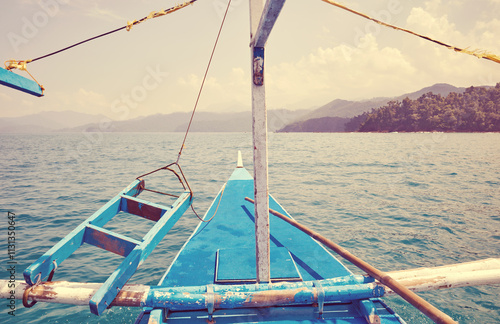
[[356, 83, 500, 132]]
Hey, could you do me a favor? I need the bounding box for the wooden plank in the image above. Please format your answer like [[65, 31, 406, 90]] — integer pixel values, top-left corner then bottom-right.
[[215, 247, 302, 283], [89, 191, 192, 316], [139, 191, 191, 262], [251, 0, 287, 47], [88, 179, 144, 228], [23, 179, 143, 285], [23, 226, 86, 285], [0, 67, 44, 97], [120, 195, 170, 222], [156, 166, 352, 287], [84, 224, 140, 257]]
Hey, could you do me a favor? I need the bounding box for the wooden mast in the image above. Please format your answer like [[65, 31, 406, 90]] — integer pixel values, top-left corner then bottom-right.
[[249, 0, 270, 283], [248, 0, 286, 283]]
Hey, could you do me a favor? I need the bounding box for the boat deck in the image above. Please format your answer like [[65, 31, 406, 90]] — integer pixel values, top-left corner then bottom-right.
[[136, 166, 405, 323]]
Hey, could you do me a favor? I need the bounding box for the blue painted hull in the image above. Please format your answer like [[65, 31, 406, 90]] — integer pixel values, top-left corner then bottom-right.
[[136, 166, 406, 323]]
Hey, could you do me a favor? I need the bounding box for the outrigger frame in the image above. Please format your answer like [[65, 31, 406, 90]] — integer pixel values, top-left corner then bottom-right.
[[23, 178, 192, 315]]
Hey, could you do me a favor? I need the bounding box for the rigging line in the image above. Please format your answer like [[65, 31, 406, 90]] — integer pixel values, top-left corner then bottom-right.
[[198, 183, 227, 223], [29, 26, 126, 64], [7, 0, 198, 66], [176, 0, 233, 164], [321, 0, 500, 65]]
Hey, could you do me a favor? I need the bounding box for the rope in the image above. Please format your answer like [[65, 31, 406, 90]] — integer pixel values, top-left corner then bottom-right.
[[4, 0, 199, 87], [23, 261, 57, 308], [126, 1, 197, 32], [199, 183, 226, 223], [137, 0, 232, 223], [4, 60, 45, 94], [176, 0, 233, 163], [321, 0, 500, 64]]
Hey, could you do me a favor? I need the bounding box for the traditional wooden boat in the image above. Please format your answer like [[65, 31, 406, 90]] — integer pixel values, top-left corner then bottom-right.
[[7, 153, 500, 323], [1, 0, 500, 323]]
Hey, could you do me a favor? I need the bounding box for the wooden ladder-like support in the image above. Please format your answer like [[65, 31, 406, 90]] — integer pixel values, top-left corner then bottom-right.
[[23, 178, 192, 315]]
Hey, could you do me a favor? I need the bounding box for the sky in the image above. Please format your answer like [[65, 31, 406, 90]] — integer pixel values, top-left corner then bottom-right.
[[0, 0, 499, 120]]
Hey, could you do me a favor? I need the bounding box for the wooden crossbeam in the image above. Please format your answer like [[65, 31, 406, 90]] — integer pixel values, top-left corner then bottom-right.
[[0, 67, 43, 97], [84, 225, 140, 257], [251, 0, 286, 47], [23, 179, 143, 286], [120, 195, 170, 222], [89, 191, 192, 316], [23, 177, 192, 316]]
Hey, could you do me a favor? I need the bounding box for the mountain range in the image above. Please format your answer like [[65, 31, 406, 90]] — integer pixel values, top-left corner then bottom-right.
[[277, 83, 467, 132], [0, 83, 475, 133]]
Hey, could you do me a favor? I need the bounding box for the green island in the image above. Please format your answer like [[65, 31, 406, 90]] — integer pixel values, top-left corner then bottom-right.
[[348, 83, 500, 132]]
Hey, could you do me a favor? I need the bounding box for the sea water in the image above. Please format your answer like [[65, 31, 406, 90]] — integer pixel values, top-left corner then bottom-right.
[[0, 132, 499, 323]]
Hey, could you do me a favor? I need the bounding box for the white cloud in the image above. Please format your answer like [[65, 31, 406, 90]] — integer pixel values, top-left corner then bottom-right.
[[403, 4, 500, 86], [473, 18, 500, 51], [84, 5, 125, 22], [406, 7, 461, 41], [266, 33, 418, 108]]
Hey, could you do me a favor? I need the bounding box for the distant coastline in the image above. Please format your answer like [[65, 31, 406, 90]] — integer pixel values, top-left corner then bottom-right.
[[1, 83, 499, 133], [278, 83, 500, 133]]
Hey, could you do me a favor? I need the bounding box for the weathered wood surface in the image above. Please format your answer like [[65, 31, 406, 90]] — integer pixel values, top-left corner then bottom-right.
[[89, 190, 192, 315], [384, 258, 500, 295], [0, 277, 383, 310], [0, 67, 44, 97], [250, 0, 271, 284], [0, 280, 148, 307], [251, 0, 287, 47], [22, 177, 192, 316], [3, 259, 498, 308], [23, 179, 146, 286]]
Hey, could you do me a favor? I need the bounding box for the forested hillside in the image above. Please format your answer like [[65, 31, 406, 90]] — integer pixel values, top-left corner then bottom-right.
[[354, 84, 500, 132]]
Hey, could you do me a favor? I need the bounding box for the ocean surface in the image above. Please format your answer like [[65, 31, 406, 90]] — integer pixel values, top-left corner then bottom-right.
[[0, 132, 499, 323]]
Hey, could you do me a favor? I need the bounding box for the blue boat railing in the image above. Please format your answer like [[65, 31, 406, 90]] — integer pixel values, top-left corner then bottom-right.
[[140, 275, 384, 323], [23, 178, 192, 316]]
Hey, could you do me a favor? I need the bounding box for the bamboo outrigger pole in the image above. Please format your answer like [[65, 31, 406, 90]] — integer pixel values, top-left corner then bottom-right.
[[2, 258, 498, 309], [245, 197, 458, 324]]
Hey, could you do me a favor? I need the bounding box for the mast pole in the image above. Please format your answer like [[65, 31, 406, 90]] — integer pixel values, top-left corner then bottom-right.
[[249, 0, 270, 283]]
